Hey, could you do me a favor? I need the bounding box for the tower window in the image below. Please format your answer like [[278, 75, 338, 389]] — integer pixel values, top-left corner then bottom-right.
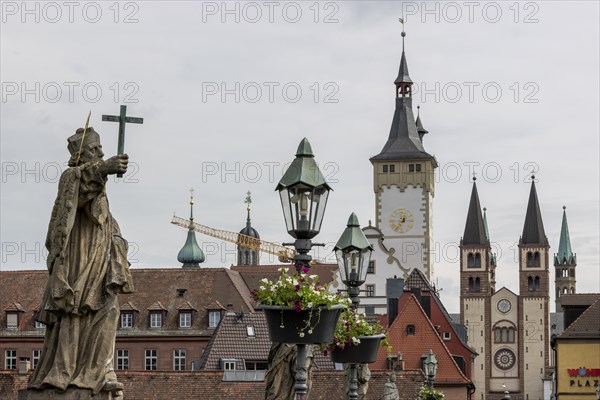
[[383, 165, 388, 173], [409, 164, 415, 172], [389, 164, 395, 173], [415, 164, 421, 172]]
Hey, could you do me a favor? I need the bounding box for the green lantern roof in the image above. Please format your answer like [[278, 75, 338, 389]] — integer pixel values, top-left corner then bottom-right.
[[334, 213, 373, 251], [276, 138, 332, 191]]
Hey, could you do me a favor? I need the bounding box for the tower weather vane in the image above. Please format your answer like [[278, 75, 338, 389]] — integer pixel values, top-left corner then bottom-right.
[[245, 191, 252, 211], [102, 105, 144, 177]]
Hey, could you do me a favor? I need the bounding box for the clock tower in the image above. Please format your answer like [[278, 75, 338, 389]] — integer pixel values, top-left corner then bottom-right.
[[369, 31, 437, 282]]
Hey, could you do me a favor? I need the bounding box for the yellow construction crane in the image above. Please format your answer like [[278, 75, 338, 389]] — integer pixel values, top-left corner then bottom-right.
[[171, 215, 296, 263]]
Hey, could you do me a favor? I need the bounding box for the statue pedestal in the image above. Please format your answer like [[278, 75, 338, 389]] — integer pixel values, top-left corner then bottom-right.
[[19, 389, 122, 400]]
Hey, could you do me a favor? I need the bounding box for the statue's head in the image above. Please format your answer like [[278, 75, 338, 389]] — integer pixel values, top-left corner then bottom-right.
[[67, 127, 104, 166], [388, 372, 396, 382]]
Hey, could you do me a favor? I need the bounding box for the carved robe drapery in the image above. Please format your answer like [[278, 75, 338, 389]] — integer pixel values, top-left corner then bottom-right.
[[29, 161, 133, 394]]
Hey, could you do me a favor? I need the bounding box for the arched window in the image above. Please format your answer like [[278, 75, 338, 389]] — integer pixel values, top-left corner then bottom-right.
[[467, 253, 475, 268], [534, 276, 540, 291], [569, 268, 575, 278], [527, 251, 540, 267], [528, 276, 534, 291], [468, 278, 474, 292], [494, 323, 516, 343], [571, 287, 575, 294], [474, 253, 482, 267], [563, 287, 568, 294], [474, 277, 481, 292]]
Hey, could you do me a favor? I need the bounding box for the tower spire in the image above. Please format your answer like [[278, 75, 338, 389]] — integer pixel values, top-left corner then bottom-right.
[[556, 206, 574, 263], [371, 20, 433, 162], [177, 188, 205, 267], [462, 178, 489, 245], [521, 176, 548, 245]]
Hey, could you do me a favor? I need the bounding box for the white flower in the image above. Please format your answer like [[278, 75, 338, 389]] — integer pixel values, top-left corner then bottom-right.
[[259, 285, 266, 291], [307, 302, 313, 308], [299, 332, 305, 338], [352, 337, 361, 345], [261, 278, 269, 284]]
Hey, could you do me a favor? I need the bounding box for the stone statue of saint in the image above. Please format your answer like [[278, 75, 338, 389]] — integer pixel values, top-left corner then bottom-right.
[[264, 343, 315, 400], [28, 127, 134, 397], [380, 372, 400, 400]]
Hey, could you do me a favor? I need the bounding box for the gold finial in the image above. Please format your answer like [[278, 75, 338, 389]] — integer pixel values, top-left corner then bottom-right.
[[189, 187, 195, 205], [399, 17, 406, 50]]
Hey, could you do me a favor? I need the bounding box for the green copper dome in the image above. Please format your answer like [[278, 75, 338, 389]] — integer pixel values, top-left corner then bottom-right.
[[177, 230, 205, 267]]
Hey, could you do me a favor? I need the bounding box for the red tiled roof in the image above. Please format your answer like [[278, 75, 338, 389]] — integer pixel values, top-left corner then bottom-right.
[[373, 295, 471, 386], [1, 369, 425, 400], [0, 268, 255, 335]]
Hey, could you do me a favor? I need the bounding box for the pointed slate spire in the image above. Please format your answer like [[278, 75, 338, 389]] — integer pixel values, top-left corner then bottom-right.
[[483, 207, 490, 241], [521, 178, 548, 245], [371, 31, 434, 162], [416, 105, 429, 143], [177, 189, 205, 267], [394, 49, 412, 84], [462, 180, 489, 246], [556, 206, 574, 263]]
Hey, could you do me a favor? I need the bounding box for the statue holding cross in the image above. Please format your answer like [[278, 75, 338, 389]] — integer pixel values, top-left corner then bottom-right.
[[26, 110, 142, 399]]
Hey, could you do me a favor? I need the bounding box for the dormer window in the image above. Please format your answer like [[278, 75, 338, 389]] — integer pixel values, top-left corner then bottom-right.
[[6, 312, 18, 330], [179, 312, 192, 328], [4, 303, 25, 330], [407, 324, 416, 336], [208, 310, 221, 328], [120, 312, 133, 329], [150, 312, 163, 328]]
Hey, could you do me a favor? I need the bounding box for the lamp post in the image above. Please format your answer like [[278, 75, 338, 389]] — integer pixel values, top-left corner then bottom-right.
[[334, 213, 373, 400], [424, 349, 438, 389], [276, 138, 332, 400]]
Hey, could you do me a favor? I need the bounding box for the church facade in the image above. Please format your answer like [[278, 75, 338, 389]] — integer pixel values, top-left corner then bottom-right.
[[460, 179, 552, 400]]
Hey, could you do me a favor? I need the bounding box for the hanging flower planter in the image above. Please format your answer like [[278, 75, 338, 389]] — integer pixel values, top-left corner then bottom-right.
[[261, 304, 345, 344], [252, 267, 350, 344], [330, 333, 386, 363]]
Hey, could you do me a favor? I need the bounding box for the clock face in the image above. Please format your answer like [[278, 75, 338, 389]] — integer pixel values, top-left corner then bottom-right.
[[494, 349, 516, 370], [497, 299, 512, 313], [389, 208, 414, 233]]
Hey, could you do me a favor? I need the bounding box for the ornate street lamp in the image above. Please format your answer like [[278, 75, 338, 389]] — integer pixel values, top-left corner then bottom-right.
[[276, 138, 331, 246], [334, 213, 373, 400], [273, 138, 332, 400], [334, 213, 373, 308], [424, 349, 438, 389]]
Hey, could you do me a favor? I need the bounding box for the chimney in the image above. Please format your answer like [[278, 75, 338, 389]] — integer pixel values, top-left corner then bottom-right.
[[226, 303, 235, 316], [19, 357, 30, 376], [386, 277, 404, 326]]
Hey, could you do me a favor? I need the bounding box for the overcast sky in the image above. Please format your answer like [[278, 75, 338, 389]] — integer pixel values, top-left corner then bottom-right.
[[1, 1, 598, 313]]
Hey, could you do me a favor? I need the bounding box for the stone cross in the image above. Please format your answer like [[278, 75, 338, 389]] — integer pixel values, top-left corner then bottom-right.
[[102, 105, 143, 177]]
